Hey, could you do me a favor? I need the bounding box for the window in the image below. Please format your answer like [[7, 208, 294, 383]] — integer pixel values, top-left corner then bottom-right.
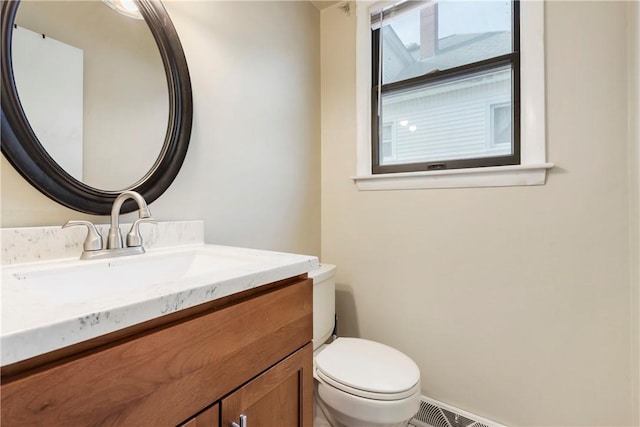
[[381, 123, 396, 162], [371, 0, 520, 174], [353, 0, 550, 190], [490, 103, 512, 147]]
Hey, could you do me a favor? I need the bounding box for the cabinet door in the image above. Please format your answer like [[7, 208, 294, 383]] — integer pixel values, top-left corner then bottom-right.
[[181, 404, 219, 427], [221, 343, 313, 427]]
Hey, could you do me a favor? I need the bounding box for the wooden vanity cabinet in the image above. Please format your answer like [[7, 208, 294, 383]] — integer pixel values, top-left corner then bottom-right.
[[1, 276, 313, 427]]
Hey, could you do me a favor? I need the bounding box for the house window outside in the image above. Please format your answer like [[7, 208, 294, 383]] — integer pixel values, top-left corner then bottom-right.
[[371, 0, 520, 174], [381, 123, 396, 162], [490, 103, 512, 147]]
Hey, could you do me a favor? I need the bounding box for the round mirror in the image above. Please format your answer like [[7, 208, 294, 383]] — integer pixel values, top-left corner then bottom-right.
[[1, 0, 192, 215]]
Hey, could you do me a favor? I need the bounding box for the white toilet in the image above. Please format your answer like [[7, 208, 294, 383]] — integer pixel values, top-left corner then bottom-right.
[[310, 264, 421, 427]]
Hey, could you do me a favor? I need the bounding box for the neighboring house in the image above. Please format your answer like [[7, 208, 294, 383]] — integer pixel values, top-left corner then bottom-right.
[[379, 26, 513, 165]]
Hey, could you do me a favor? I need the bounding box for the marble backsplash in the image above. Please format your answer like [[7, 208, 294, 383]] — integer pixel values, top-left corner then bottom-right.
[[1, 220, 204, 265]]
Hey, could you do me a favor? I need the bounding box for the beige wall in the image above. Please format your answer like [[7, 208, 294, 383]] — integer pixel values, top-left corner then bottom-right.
[[321, 1, 638, 426], [1, 1, 321, 257], [630, 1, 640, 425]]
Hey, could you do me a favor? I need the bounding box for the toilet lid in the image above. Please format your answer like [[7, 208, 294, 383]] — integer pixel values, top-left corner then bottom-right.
[[315, 338, 420, 400]]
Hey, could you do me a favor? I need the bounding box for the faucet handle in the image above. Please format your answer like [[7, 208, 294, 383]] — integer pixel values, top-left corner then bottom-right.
[[62, 220, 103, 251], [126, 218, 157, 247]]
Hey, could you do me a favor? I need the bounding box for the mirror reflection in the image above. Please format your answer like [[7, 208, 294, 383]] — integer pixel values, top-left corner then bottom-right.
[[13, 1, 168, 191]]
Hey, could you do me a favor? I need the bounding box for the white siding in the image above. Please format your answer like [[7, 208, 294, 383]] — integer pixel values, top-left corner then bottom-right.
[[381, 67, 511, 164]]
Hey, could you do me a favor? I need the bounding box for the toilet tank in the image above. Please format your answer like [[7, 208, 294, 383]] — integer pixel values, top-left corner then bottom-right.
[[308, 264, 336, 350]]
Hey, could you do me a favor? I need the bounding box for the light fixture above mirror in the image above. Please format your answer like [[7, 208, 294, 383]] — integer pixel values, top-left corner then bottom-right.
[[101, 0, 143, 20]]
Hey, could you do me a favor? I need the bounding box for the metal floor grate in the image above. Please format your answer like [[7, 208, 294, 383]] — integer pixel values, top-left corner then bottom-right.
[[410, 399, 493, 427]]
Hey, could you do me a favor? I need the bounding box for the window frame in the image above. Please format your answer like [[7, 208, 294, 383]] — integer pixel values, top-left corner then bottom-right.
[[370, 0, 521, 174]]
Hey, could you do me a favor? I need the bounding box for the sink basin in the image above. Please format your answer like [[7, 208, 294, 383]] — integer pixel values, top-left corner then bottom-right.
[[4, 247, 253, 304]]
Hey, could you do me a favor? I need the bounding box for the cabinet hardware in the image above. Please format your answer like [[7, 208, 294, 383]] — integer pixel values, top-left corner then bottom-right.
[[231, 414, 247, 427]]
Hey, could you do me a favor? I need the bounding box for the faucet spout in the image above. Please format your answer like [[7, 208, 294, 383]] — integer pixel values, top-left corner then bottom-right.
[[107, 191, 152, 249]]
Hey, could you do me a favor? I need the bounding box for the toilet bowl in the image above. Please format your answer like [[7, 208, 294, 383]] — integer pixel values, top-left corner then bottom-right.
[[309, 264, 421, 427]]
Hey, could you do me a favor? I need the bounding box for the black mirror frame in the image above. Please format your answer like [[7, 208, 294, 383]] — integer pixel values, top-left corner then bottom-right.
[[1, 0, 192, 215]]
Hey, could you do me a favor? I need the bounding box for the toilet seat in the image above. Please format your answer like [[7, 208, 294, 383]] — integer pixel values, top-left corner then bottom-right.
[[315, 337, 420, 401], [316, 370, 420, 401]]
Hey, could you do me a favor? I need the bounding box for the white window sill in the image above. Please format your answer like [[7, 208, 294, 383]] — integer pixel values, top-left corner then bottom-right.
[[351, 163, 554, 190]]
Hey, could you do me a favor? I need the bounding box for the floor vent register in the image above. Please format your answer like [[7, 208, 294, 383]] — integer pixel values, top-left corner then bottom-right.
[[409, 397, 505, 427]]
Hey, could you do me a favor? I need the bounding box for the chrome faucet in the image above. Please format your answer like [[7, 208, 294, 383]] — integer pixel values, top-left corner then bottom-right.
[[63, 191, 156, 260], [106, 190, 153, 249]]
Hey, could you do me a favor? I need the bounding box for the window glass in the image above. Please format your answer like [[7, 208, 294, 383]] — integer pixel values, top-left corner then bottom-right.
[[380, 1, 513, 85], [379, 65, 512, 166], [372, 0, 519, 172]]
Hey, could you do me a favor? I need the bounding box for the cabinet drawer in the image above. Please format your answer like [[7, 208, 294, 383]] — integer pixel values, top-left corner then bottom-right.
[[1, 278, 312, 426]]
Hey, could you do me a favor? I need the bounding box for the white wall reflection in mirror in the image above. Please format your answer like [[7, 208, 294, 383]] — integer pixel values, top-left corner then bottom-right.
[[13, 27, 84, 181], [13, 1, 168, 191]]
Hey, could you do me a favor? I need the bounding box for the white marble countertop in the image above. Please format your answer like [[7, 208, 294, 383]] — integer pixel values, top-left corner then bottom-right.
[[1, 243, 319, 366]]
